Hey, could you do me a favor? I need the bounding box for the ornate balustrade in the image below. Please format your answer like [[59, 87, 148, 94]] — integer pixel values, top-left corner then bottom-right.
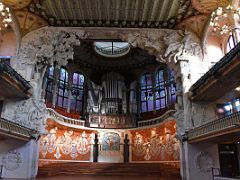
[[188, 111, 240, 141], [138, 110, 176, 127], [0, 61, 31, 92], [47, 108, 176, 129], [47, 108, 85, 127], [0, 117, 37, 140]]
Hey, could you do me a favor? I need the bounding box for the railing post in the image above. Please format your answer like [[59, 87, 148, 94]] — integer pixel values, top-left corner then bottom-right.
[[93, 133, 99, 162], [124, 134, 129, 163]]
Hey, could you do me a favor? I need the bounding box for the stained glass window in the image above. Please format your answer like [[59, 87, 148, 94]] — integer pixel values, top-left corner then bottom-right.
[[140, 73, 154, 112], [155, 69, 166, 110], [168, 70, 177, 105], [44, 66, 54, 105], [56, 67, 68, 108], [227, 35, 235, 53], [70, 72, 85, 113], [139, 68, 176, 114]]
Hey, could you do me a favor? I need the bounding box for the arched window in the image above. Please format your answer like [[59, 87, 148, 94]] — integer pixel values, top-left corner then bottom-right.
[[56, 67, 68, 108], [155, 69, 166, 110], [70, 72, 85, 113], [44, 66, 54, 106], [140, 73, 154, 113]]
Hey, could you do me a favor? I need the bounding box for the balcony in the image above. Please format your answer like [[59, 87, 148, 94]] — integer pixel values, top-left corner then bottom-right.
[[188, 112, 240, 143], [190, 43, 240, 102], [0, 117, 37, 141], [47, 108, 85, 128], [0, 61, 31, 99], [138, 110, 175, 127]]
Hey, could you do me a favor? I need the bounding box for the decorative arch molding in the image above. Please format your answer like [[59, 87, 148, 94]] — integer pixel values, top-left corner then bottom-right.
[[15, 27, 203, 78]]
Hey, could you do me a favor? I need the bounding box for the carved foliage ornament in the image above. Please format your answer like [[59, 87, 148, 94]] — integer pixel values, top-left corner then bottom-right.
[[18, 27, 89, 68], [121, 29, 203, 64], [17, 27, 202, 70]]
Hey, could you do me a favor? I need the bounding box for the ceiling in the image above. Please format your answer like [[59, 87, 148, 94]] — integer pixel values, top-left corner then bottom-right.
[[2, 0, 232, 38], [38, 0, 191, 28]]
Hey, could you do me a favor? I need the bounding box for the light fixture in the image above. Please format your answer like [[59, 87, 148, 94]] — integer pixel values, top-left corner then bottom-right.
[[210, 5, 240, 35], [235, 86, 240, 91], [0, 1, 12, 30]]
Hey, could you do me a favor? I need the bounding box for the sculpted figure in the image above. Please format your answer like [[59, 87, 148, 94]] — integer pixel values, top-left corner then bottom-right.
[[163, 30, 203, 63], [163, 31, 185, 63]]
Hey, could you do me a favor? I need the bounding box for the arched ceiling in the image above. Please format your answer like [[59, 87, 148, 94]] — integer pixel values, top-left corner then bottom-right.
[[2, 0, 234, 40]]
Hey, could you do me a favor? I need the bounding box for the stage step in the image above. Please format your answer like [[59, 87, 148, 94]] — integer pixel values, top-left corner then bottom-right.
[[38, 162, 181, 178]]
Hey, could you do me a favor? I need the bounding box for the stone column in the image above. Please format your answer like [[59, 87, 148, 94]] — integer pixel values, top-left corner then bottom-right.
[[164, 68, 171, 106], [82, 78, 88, 117], [151, 73, 156, 113], [67, 72, 73, 113], [136, 81, 141, 119], [52, 67, 60, 108]]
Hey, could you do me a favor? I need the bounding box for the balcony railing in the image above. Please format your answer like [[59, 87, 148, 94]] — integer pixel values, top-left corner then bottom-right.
[[0, 61, 31, 92], [188, 111, 240, 141], [86, 114, 137, 129], [47, 108, 85, 127], [138, 110, 176, 127], [0, 117, 37, 140]]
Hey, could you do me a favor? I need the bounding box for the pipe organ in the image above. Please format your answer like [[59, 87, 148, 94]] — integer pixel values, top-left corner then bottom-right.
[[87, 72, 127, 115], [101, 72, 126, 115]]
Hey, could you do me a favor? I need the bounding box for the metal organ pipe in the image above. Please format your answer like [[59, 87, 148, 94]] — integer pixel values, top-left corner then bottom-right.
[[101, 72, 125, 115]]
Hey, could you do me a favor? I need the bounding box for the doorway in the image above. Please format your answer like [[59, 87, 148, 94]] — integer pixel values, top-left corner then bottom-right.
[[219, 143, 240, 177]]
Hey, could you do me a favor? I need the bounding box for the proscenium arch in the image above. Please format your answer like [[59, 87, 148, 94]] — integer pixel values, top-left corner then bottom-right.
[[17, 27, 201, 79], [15, 26, 203, 135]]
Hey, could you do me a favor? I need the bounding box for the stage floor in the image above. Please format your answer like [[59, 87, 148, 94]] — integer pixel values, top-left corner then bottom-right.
[[37, 175, 181, 180]]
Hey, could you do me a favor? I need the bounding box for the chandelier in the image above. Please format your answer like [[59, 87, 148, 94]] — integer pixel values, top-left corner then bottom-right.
[[0, 1, 12, 30], [210, 5, 240, 35]]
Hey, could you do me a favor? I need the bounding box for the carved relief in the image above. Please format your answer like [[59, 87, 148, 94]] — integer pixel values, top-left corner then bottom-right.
[[2, 150, 22, 171], [10, 98, 47, 133], [195, 151, 214, 173], [122, 29, 203, 64]]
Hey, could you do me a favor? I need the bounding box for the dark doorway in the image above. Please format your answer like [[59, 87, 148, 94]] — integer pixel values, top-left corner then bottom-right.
[[219, 144, 240, 177]]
